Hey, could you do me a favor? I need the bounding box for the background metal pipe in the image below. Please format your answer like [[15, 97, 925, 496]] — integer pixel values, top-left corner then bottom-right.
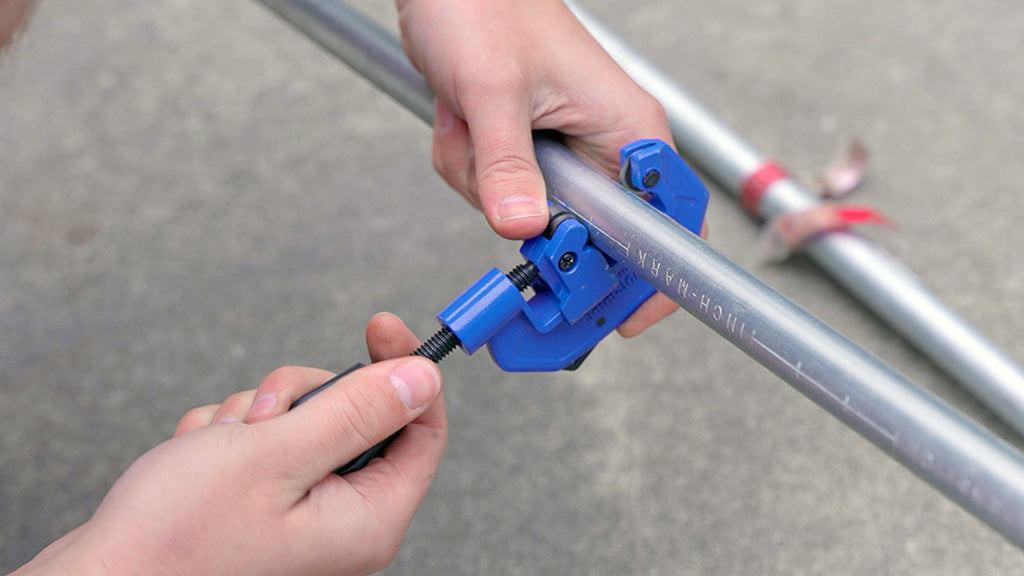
[[256, 0, 434, 124], [253, 0, 1024, 549], [565, 0, 1024, 437]]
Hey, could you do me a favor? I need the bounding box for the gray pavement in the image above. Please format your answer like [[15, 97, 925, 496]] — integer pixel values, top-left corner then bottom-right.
[[2, 0, 1024, 573]]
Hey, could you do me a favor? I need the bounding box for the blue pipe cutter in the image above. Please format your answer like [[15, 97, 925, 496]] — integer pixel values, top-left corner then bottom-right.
[[432, 138, 709, 371]]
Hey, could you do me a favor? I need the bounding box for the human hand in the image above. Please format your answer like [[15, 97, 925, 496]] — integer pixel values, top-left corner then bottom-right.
[[396, 0, 705, 337], [14, 313, 446, 576]]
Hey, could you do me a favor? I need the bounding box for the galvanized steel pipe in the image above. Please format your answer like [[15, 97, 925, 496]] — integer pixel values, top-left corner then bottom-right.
[[254, 0, 1024, 549]]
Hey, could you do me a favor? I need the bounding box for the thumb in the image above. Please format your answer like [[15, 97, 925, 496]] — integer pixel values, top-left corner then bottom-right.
[[268, 357, 442, 485], [464, 99, 549, 239]]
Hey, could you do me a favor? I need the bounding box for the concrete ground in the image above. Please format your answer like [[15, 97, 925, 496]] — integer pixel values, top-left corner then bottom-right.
[[2, 0, 1023, 573]]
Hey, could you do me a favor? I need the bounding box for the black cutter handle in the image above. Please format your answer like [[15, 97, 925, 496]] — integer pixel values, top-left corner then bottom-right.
[[290, 362, 399, 475]]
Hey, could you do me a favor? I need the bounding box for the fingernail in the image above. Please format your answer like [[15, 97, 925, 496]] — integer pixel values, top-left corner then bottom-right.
[[247, 392, 277, 420], [390, 360, 440, 411], [497, 195, 545, 222], [435, 100, 455, 134], [217, 414, 241, 424]]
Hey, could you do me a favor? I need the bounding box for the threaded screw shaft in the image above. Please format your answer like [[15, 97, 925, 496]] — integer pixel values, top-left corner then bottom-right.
[[413, 261, 539, 364], [506, 261, 539, 291], [413, 326, 461, 363]]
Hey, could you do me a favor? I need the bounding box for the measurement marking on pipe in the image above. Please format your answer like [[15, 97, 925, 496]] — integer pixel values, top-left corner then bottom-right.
[[750, 333, 899, 445], [588, 225, 630, 259], [627, 241, 900, 445], [624, 246, 754, 339], [608, 236, 630, 256]]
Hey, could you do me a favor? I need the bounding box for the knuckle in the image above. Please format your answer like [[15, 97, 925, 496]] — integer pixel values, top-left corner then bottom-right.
[[456, 64, 527, 100], [180, 405, 207, 422], [259, 365, 331, 403], [175, 405, 215, 434], [219, 390, 254, 413], [477, 152, 540, 190], [483, 152, 537, 178], [635, 91, 668, 125], [261, 365, 305, 389], [224, 389, 250, 405]]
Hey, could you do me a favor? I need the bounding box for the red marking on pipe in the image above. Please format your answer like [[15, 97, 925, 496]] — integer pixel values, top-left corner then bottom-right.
[[759, 204, 895, 262], [834, 206, 889, 226], [740, 162, 789, 218]]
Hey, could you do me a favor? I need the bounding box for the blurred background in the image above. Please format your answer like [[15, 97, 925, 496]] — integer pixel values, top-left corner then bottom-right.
[[2, 0, 1023, 573]]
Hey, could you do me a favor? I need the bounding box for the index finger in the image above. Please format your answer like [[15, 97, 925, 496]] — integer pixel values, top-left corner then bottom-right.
[[244, 365, 337, 424]]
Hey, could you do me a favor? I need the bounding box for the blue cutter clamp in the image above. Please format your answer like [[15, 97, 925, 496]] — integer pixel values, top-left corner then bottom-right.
[[422, 138, 710, 371]]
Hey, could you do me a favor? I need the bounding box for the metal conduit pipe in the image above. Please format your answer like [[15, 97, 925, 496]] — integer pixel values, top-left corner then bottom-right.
[[253, 0, 1024, 549]]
